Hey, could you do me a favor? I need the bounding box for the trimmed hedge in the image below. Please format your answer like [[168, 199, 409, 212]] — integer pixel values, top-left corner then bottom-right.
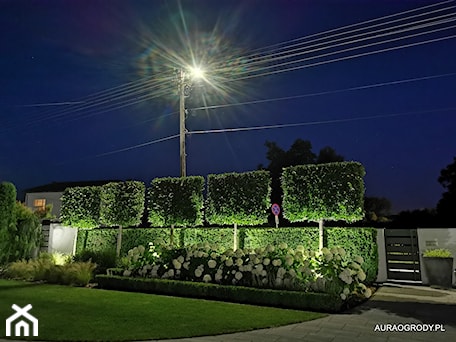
[[96, 275, 342, 312], [282, 162, 365, 223], [326, 227, 378, 283], [0, 182, 17, 264], [244, 227, 319, 250], [77, 227, 378, 283], [60, 186, 101, 228], [100, 181, 145, 228], [206, 171, 271, 225], [148, 176, 204, 227]]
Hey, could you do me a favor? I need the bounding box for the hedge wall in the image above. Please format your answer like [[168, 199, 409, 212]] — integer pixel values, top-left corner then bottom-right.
[[282, 162, 365, 223], [148, 176, 204, 227], [77, 226, 377, 283], [60, 186, 101, 229], [206, 171, 271, 225]]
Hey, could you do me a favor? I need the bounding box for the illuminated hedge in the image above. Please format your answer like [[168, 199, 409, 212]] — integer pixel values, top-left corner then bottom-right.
[[282, 162, 365, 223], [0, 182, 17, 264], [100, 181, 145, 227], [148, 176, 204, 227], [205, 171, 271, 225], [60, 186, 101, 229]]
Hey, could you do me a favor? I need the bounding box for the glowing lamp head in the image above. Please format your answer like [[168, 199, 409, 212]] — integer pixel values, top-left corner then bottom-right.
[[189, 66, 204, 79]]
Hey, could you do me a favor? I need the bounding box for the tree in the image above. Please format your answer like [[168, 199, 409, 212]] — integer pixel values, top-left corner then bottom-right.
[[364, 196, 392, 222], [0, 182, 17, 264], [437, 156, 456, 225], [60, 186, 101, 229], [148, 176, 204, 245], [100, 181, 145, 256], [206, 171, 271, 250], [282, 162, 365, 251], [259, 139, 344, 208]]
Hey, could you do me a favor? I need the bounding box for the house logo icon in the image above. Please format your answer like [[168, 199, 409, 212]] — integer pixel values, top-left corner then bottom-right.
[[5, 304, 39, 337]]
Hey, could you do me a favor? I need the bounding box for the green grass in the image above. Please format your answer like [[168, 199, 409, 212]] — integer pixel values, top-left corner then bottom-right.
[[0, 280, 325, 341]]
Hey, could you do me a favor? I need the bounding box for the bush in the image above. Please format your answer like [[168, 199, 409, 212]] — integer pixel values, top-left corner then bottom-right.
[[96, 275, 343, 312], [148, 176, 205, 227], [14, 202, 42, 261], [5, 253, 96, 286], [282, 162, 365, 223], [0, 182, 17, 264], [423, 248, 452, 258], [73, 249, 117, 275], [60, 186, 101, 228], [120, 242, 372, 301], [206, 171, 271, 226]]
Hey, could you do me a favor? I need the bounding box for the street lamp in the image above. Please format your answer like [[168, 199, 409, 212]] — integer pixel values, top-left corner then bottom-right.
[[176, 67, 204, 177]]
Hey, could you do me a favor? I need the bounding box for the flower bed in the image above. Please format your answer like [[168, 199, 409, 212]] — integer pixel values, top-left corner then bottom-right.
[[116, 242, 372, 302]]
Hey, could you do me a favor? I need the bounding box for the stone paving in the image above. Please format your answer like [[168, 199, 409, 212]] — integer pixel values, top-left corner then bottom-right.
[[149, 283, 456, 342]]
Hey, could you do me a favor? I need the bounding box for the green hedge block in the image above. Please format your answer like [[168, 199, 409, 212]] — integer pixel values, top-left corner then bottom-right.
[[282, 162, 365, 223], [206, 171, 271, 226], [181, 228, 234, 250], [326, 227, 378, 283], [148, 176, 204, 227], [60, 186, 101, 228], [243, 227, 319, 250], [96, 275, 342, 312]]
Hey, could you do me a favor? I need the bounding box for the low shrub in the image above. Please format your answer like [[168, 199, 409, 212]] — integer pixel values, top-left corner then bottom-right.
[[423, 248, 452, 258], [74, 249, 117, 275], [5, 253, 96, 286], [120, 242, 371, 301], [96, 275, 343, 312]]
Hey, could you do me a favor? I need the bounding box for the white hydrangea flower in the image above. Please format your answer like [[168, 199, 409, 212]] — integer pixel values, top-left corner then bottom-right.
[[210, 252, 217, 259], [277, 267, 286, 279], [263, 258, 271, 266], [357, 270, 366, 282], [273, 259, 282, 267], [168, 269, 175, 277], [183, 262, 190, 270], [123, 270, 131, 277], [279, 242, 288, 250], [235, 271, 243, 280], [256, 264, 264, 272], [253, 257, 261, 264], [338, 247, 346, 257], [324, 252, 334, 262], [208, 259, 217, 269], [275, 278, 283, 287], [351, 261, 360, 270], [285, 256, 294, 266], [262, 278, 268, 285], [266, 245, 275, 253], [203, 274, 212, 283], [195, 269, 203, 277], [177, 255, 185, 264], [355, 256, 364, 264], [340, 293, 347, 300], [288, 269, 297, 278], [172, 259, 182, 270], [321, 247, 330, 255], [364, 288, 372, 298], [215, 273, 222, 282], [235, 258, 243, 267], [261, 270, 267, 277], [244, 264, 252, 272], [339, 268, 353, 285]]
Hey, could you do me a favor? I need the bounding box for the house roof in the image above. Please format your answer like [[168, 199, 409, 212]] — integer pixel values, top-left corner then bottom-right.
[[25, 180, 121, 193]]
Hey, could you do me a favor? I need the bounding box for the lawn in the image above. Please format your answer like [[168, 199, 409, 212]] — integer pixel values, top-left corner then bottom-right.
[[0, 279, 326, 341]]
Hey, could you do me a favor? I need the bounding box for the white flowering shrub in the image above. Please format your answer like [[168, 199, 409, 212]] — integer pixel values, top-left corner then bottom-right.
[[121, 241, 371, 300]]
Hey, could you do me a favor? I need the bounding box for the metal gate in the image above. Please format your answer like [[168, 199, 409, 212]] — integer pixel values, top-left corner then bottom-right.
[[384, 228, 421, 282]]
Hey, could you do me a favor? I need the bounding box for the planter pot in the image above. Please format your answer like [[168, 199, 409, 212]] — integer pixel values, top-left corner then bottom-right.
[[423, 257, 453, 288]]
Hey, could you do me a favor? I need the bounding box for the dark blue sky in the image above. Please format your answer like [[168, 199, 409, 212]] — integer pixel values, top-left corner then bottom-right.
[[1, 0, 455, 213]]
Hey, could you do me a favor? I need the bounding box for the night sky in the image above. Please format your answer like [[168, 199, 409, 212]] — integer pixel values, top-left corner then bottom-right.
[[1, 0, 455, 213]]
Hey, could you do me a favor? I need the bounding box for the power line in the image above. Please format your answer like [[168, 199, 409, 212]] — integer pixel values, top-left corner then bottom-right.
[[186, 107, 456, 135], [188, 72, 456, 112]]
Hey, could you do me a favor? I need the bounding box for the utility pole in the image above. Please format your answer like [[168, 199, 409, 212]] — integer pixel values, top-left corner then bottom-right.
[[178, 69, 187, 177]]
